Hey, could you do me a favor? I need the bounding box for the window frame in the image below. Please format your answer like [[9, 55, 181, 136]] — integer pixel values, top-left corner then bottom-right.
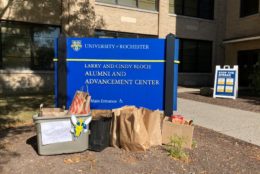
[[95, 29, 158, 38], [179, 38, 213, 73], [96, 0, 159, 11], [0, 20, 60, 70]]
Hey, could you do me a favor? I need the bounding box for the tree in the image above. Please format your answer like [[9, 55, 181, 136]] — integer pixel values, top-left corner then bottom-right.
[[62, 0, 105, 37]]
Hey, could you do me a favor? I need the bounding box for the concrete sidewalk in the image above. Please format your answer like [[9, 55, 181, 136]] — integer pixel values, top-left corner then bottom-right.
[[177, 98, 260, 146]]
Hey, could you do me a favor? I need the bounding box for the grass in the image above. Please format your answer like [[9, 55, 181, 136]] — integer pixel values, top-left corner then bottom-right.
[[0, 94, 54, 129], [192, 140, 198, 149], [165, 136, 189, 162]]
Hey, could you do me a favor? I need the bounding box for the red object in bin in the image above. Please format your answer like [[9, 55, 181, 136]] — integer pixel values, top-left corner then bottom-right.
[[171, 115, 185, 124]]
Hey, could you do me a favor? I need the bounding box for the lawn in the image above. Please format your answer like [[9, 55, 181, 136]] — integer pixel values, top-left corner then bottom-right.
[[0, 95, 54, 129]]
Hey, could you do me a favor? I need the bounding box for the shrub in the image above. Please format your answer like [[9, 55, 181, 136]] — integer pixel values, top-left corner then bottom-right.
[[165, 136, 189, 161], [200, 87, 213, 97]]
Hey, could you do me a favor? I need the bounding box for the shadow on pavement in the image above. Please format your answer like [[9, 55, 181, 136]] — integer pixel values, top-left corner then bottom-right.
[[26, 135, 38, 154], [0, 94, 54, 173], [0, 126, 34, 173]]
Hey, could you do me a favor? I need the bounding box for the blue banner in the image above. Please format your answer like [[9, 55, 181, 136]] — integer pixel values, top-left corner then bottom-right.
[[67, 38, 165, 60], [55, 38, 179, 110]]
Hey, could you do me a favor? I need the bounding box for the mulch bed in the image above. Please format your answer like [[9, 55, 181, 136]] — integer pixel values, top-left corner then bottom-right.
[[178, 92, 260, 113], [0, 94, 259, 173], [0, 125, 259, 174]]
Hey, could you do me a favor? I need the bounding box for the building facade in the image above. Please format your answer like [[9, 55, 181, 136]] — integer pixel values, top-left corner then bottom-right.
[[0, 0, 259, 94], [224, 0, 260, 87]]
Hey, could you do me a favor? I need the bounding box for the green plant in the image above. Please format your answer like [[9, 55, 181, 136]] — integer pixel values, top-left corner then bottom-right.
[[192, 140, 197, 149], [200, 87, 213, 97], [165, 136, 189, 161]]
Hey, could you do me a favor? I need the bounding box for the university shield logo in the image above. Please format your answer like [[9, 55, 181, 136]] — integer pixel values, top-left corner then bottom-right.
[[71, 40, 82, 51]]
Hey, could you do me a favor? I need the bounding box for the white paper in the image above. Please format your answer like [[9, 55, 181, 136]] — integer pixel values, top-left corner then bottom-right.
[[225, 86, 233, 93], [226, 78, 234, 85], [217, 78, 225, 85], [41, 120, 73, 145], [217, 85, 224, 92]]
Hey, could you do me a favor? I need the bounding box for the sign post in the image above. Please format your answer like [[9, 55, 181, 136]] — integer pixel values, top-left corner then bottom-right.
[[213, 65, 239, 99], [55, 34, 179, 114], [57, 34, 67, 108], [164, 34, 175, 116]]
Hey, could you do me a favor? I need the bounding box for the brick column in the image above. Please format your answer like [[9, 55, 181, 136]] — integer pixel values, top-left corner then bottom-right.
[[158, 0, 170, 38], [61, 0, 70, 36]]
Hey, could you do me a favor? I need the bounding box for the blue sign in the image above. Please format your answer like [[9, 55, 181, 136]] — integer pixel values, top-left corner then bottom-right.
[[213, 65, 238, 99], [55, 37, 179, 110]]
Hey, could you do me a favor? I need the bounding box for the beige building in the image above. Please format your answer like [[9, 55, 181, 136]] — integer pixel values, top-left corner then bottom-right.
[[0, 0, 259, 94]]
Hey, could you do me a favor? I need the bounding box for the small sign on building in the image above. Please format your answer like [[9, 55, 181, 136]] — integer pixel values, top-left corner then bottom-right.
[[213, 65, 239, 99]]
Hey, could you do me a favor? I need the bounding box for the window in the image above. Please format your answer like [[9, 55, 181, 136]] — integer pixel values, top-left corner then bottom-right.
[[238, 50, 260, 86], [240, 0, 259, 17], [0, 21, 60, 70], [179, 39, 212, 73], [184, 0, 198, 17], [95, 30, 158, 38], [169, 0, 183, 14], [96, 0, 159, 11], [138, 0, 158, 11], [97, 0, 116, 5], [169, 0, 214, 20], [118, 0, 136, 8]]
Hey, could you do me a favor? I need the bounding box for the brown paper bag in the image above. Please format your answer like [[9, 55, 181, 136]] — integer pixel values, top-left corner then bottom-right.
[[92, 110, 112, 119], [40, 108, 68, 117], [142, 108, 163, 146], [119, 108, 150, 151], [162, 117, 194, 149], [111, 106, 137, 148]]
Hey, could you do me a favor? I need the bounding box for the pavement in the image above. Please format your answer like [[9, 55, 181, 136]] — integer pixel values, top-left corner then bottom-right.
[[178, 87, 200, 93], [177, 97, 260, 146]]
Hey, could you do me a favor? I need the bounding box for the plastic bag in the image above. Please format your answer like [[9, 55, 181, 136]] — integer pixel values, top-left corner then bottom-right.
[[69, 91, 91, 115]]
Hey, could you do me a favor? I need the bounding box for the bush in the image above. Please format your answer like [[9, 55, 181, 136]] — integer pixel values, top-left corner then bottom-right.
[[200, 87, 213, 97]]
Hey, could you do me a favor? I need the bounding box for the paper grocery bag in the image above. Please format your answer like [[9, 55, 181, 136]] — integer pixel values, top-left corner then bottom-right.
[[162, 117, 194, 149], [111, 106, 137, 148], [69, 91, 91, 115], [142, 108, 162, 146], [92, 110, 112, 119], [119, 109, 150, 151]]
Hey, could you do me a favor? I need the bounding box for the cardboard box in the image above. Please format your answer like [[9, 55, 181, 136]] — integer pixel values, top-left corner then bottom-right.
[[162, 117, 194, 149]]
